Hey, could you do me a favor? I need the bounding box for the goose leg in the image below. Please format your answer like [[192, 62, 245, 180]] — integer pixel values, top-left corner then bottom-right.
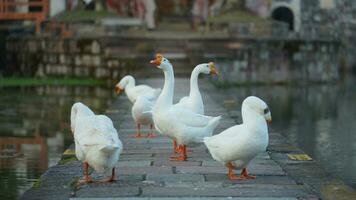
[[227, 162, 244, 180], [170, 144, 180, 158], [173, 139, 179, 153], [170, 145, 187, 161], [132, 124, 145, 138], [147, 124, 156, 138], [182, 145, 187, 159], [98, 168, 117, 183], [241, 168, 256, 179], [78, 162, 93, 184], [176, 145, 192, 153]]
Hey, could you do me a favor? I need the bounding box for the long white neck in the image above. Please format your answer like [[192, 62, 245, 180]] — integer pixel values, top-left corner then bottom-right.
[[189, 66, 203, 101], [70, 103, 88, 133], [242, 106, 268, 133], [155, 65, 174, 109], [124, 76, 135, 90], [123, 76, 136, 101], [70, 106, 77, 133]]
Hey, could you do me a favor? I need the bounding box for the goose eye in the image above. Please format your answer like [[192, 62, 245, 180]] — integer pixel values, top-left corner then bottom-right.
[[264, 108, 269, 114]]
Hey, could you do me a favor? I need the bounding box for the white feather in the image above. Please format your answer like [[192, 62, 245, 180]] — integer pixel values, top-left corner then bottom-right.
[[204, 96, 270, 169], [71, 102, 123, 173]]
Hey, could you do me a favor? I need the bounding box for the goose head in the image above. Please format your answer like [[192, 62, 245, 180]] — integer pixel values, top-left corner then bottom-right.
[[70, 102, 85, 134], [198, 62, 218, 75], [242, 96, 272, 124], [150, 53, 172, 71], [115, 75, 133, 95]]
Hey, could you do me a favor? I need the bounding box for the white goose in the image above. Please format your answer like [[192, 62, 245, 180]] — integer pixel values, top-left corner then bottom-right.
[[115, 75, 161, 103], [175, 62, 218, 115], [131, 91, 159, 138], [204, 96, 271, 180], [150, 54, 221, 161], [71, 102, 123, 183]]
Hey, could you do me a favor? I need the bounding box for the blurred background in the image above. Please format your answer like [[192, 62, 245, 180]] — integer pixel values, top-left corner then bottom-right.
[[0, 0, 356, 199]]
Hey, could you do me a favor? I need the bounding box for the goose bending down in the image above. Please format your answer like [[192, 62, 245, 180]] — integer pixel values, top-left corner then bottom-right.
[[150, 54, 221, 161], [131, 91, 159, 138], [175, 62, 218, 115], [71, 102, 123, 183], [115, 75, 161, 103], [204, 96, 271, 180]]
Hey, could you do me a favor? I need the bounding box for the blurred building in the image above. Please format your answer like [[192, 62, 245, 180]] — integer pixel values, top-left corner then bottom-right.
[[244, 0, 356, 69], [49, 0, 66, 17]]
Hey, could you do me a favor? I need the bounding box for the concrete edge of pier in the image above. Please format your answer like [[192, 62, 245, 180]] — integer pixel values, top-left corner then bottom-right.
[[21, 78, 356, 200]]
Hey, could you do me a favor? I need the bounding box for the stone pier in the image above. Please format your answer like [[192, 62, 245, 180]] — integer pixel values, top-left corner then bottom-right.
[[21, 78, 356, 200]]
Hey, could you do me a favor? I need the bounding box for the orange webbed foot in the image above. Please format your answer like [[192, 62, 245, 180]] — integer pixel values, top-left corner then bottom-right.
[[241, 168, 256, 179], [130, 133, 146, 138], [97, 177, 116, 183], [170, 145, 187, 161], [242, 174, 256, 179], [227, 162, 255, 181], [170, 155, 187, 161], [78, 176, 93, 185], [228, 174, 245, 180], [146, 133, 157, 138]]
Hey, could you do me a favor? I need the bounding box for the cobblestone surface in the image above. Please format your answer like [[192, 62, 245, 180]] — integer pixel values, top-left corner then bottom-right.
[[21, 78, 356, 200]]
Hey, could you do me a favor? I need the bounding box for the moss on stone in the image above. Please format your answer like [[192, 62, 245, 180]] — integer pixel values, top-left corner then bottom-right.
[[58, 156, 78, 165], [32, 179, 42, 189], [0, 78, 105, 87]]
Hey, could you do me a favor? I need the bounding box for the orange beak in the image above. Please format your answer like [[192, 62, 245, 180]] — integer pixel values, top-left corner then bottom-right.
[[150, 53, 163, 66], [115, 86, 123, 95], [209, 62, 219, 75], [267, 118, 272, 124]]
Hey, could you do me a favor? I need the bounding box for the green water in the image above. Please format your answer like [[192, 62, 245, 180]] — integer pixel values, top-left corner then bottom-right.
[[219, 75, 356, 189], [0, 86, 114, 199]]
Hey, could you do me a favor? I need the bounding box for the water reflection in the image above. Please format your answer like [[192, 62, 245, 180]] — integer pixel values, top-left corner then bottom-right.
[[219, 75, 356, 189], [0, 86, 114, 199]]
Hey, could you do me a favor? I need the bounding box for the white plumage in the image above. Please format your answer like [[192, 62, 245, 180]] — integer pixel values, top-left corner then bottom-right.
[[115, 75, 160, 138], [71, 102, 123, 183], [131, 90, 159, 138], [204, 96, 271, 180], [174, 62, 218, 115], [150, 54, 221, 161], [115, 75, 160, 104]]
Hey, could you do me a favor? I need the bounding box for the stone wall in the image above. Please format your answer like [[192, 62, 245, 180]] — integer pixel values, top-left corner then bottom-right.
[[299, 0, 356, 70], [5, 35, 340, 85], [5, 37, 136, 81], [210, 38, 340, 85], [269, 0, 356, 70]]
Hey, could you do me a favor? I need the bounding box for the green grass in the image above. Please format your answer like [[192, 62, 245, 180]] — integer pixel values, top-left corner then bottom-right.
[[56, 10, 118, 22], [0, 78, 105, 87]]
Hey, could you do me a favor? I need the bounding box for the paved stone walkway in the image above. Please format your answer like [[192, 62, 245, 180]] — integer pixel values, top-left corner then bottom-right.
[[22, 78, 356, 200]]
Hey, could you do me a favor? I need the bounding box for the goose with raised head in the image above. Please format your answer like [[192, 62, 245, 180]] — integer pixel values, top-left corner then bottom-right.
[[175, 62, 218, 115], [71, 102, 123, 184], [150, 54, 221, 161], [115, 75, 161, 103], [204, 96, 271, 180]]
